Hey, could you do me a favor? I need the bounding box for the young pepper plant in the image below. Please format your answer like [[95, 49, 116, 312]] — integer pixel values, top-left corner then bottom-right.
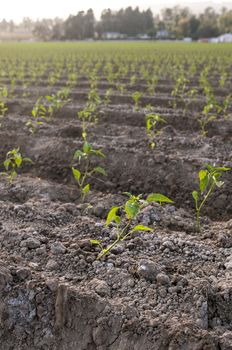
[[192, 164, 230, 231], [146, 113, 166, 149], [91, 192, 173, 259], [71, 141, 107, 203], [1, 148, 32, 184], [0, 85, 8, 122], [132, 91, 142, 111]]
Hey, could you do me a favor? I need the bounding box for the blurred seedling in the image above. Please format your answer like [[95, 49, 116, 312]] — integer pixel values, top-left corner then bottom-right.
[[146, 113, 166, 149], [0, 86, 8, 123], [71, 141, 107, 203], [91, 192, 173, 259], [198, 98, 221, 136], [192, 164, 230, 231], [132, 91, 142, 111], [27, 88, 70, 133], [104, 88, 112, 106], [1, 148, 32, 184]]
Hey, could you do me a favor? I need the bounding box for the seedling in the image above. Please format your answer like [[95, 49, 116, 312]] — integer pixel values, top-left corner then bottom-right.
[[77, 103, 98, 140], [27, 89, 70, 133], [104, 88, 112, 106], [0, 86, 8, 120], [130, 74, 137, 86], [116, 83, 125, 95], [132, 91, 142, 111], [26, 97, 47, 133], [221, 94, 231, 120], [146, 113, 166, 149], [192, 164, 230, 231], [198, 98, 221, 136], [88, 88, 101, 106], [71, 141, 106, 203], [147, 76, 158, 96], [1, 148, 32, 184], [91, 192, 173, 259]]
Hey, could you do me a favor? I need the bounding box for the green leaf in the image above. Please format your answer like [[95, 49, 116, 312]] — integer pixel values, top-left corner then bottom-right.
[[90, 239, 101, 245], [125, 200, 140, 219], [83, 142, 92, 154], [213, 167, 230, 172], [23, 157, 33, 164], [14, 155, 22, 168], [146, 193, 173, 204], [72, 167, 81, 181], [93, 166, 107, 176], [199, 169, 209, 193], [192, 191, 199, 203], [90, 149, 105, 158], [114, 215, 121, 225], [3, 158, 11, 170], [106, 206, 120, 227], [83, 184, 90, 194], [131, 225, 152, 233], [73, 150, 83, 159]]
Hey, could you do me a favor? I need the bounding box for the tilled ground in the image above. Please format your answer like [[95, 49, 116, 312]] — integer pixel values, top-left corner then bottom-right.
[[0, 76, 232, 350]]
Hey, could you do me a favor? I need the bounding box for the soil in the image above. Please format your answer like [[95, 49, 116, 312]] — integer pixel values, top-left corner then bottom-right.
[[0, 74, 232, 350]]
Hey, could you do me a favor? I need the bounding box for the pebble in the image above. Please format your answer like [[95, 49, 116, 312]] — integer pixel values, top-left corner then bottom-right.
[[46, 279, 59, 292], [50, 242, 66, 255], [16, 267, 31, 281], [138, 259, 162, 282], [25, 238, 41, 249], [156, 273, 170, 286], [89, 278, 111, 297], [46, 259, 59, 271]]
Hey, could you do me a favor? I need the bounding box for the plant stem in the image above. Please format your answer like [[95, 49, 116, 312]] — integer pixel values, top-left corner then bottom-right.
[[196, 183, 215, 231]]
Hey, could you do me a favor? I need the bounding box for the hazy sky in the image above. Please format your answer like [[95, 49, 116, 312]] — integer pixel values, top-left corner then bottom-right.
[[1, 0, 231, 22]]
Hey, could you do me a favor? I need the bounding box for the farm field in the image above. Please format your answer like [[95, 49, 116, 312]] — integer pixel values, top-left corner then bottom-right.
[[0, 41, 232, 349]]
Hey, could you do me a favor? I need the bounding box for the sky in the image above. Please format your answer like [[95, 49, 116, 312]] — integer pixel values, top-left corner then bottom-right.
[[1, 0, 232, 22]]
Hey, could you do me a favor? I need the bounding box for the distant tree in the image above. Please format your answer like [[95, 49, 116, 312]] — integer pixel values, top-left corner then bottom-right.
[[219, 8, 232, 33], [197, 7, 220, 38], [64, 9, 95, 40], [33, 19, 54, 40], [84, 9, 95, 38], [51, 18, 64, 40]]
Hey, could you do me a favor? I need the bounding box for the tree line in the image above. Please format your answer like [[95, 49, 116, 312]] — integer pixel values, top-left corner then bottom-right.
[[0, 6, 231, 40]]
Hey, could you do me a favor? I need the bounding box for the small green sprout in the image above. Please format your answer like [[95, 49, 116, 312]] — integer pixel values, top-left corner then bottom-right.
[[104, 88, 112, 105], [88, 88, 101, 106], [147, 76, 158, 95], [71, 141, 107, 203], [146, 113, 166, 149], [198, 99, 221, 136], [222, 94, 231, 120], [192, 164, 230, 231], [132, 91, 142, 111], [91, 192, 173, 259], [27, 89, 70, 133], [77, 103, 98, 140], [1, 148, 32, 184], [0, 86, 8, 121]]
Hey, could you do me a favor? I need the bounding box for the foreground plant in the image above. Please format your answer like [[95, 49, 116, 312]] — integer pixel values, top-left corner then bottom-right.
[[71, 141, 106, 202], [1, 148, 32, 184], [146, 113, 166, 149], [91, 192, 173, 259], [192, 164, 230, 231]]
